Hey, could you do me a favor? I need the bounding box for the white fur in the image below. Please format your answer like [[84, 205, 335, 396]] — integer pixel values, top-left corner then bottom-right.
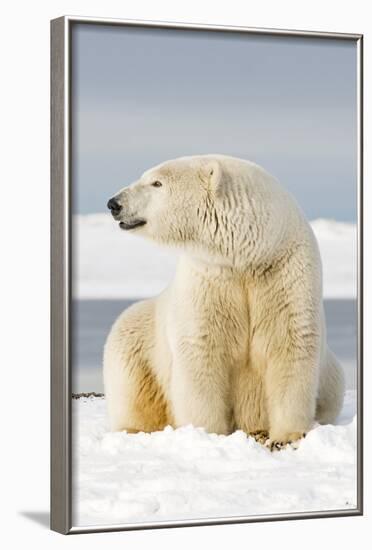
[[103, 155, 345, 444]]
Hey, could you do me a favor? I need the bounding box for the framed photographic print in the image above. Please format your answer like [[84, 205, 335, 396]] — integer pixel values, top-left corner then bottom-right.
[[51, 15, 363, 534]]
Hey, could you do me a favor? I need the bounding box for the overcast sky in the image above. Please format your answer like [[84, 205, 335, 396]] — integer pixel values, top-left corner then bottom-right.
[[71, 23, 357, 221]]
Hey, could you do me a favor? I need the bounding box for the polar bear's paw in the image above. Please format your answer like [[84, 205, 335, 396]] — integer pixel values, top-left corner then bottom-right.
[[266, 432, 306, 452], [250, 430, 270, 445]]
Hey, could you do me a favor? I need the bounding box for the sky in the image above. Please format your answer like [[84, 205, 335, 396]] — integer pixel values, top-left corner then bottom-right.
[[71, 23, 358, 221]]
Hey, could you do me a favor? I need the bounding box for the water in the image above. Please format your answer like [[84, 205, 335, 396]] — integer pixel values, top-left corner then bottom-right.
[[72, 299, 358, 393]]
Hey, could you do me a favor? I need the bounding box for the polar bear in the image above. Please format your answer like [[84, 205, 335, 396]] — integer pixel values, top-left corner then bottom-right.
[[104, 154, 345, 448]]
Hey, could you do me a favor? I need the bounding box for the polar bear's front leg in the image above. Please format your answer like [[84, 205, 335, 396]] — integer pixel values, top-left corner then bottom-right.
[[264, 327, 319, 446], [265, 356, 318, 446], [168, 300, 236, 436], [171, 320, 232, 434], [170, 352, 233, 434], [253, 241, 324, 448], [168, 258, 249, 435]]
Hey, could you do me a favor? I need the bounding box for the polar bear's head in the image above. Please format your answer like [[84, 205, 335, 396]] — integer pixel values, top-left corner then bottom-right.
[[108, 156, 223, 243], [108, 155, 291, 267]]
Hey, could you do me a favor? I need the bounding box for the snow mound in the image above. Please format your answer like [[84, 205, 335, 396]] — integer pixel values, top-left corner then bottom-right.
[[73, 214, 356, 300], [310, 218, 357, 299], [72, 213, 178, 299], [72, 391, 357, 527]]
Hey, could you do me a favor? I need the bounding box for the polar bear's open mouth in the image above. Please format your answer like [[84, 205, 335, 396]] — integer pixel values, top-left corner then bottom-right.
[[119, 219, 147, 230]]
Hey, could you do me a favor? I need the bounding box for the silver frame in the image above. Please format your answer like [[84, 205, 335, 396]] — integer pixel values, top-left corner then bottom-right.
[[50, 15, 363, 535]]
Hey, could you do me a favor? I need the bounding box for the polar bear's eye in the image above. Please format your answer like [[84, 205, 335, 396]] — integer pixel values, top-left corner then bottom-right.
[[151, 181, 163, 188]]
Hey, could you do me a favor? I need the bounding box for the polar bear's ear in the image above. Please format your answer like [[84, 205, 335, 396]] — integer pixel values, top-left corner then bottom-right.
[[199, 160, 222, 193]]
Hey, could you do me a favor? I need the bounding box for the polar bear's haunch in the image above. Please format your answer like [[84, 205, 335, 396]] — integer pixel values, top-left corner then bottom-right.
[[104, 155, 345, 446]]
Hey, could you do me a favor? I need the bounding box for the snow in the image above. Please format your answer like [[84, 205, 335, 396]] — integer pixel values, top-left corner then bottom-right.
[[72, 391, 357, 527], [311, 219, 357, 299], [72, 213, 178, 300], [73, 213, 357, 300]]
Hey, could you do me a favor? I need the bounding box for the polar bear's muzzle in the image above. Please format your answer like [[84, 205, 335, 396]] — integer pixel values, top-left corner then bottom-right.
[[107, 196, 147, 230], [107, 187, 148, 231]]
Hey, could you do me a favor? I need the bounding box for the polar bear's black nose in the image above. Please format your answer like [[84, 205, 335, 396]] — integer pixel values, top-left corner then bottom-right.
[[107, 198, 122, 214]]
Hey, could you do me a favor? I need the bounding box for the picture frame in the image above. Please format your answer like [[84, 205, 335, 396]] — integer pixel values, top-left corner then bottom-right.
[[51, 15, 363, 534]]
